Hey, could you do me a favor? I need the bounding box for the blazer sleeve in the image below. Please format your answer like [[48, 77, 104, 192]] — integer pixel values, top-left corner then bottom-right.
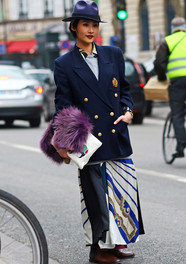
[[54, 58, 73, 116], [117, 48, 134, 111]]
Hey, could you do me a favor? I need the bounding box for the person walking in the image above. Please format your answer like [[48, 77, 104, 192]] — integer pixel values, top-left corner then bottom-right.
[[154, 17, 186, 159], [52, 1, 144, 263]]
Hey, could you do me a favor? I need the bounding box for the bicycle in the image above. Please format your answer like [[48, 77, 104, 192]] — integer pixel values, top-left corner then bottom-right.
[[0, 189, 48, 264], [162, 110, 186, 164]]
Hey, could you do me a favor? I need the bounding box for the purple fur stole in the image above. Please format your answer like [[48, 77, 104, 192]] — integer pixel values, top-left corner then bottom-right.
[[40, 106, 93, 164]]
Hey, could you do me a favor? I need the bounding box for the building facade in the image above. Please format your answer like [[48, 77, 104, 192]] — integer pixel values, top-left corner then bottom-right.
[[0, 0, 186, 68], [125, 0, 186, 62], [0, 0, 78, 67], [100, 0, 186, 62]]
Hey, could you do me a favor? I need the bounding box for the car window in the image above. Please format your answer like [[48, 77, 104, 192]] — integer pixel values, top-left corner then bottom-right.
[[143, 57, 155, 77], [144, 59, 154, 73], [28, 73, 50, 82], [125, 61, 138, 78], [125, 61, 134, 76], [0, 68, 29, 80]]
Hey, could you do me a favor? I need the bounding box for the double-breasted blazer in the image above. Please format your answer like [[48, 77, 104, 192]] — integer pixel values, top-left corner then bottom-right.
[[54, 44, 134, 162]]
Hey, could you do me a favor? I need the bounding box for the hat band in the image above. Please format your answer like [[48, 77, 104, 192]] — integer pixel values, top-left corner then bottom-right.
[[72, 13, 100, 20]]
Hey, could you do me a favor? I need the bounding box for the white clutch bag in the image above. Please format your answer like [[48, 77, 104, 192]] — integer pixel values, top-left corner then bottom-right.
[[67, 133, 102, 169]]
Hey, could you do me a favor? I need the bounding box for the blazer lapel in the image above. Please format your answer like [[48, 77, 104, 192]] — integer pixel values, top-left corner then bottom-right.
[[97, 45, 114, 101], [72, 45, 113, 108]]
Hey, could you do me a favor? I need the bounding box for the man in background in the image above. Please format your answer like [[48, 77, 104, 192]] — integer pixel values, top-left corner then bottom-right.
[[154, 17, 186, 159]]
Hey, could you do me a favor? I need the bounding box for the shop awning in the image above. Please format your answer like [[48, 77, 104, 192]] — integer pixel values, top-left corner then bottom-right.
[[0, 40, 37, 54]]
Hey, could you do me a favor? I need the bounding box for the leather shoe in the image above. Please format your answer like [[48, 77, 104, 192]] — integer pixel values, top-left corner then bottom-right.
[[89, 247, 121, 264], [109, 249, 135, 259]]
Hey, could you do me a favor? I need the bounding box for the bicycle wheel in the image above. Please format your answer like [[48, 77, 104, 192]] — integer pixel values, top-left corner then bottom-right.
[[0, 190, 48, 264], [162, 112, 177, 164]]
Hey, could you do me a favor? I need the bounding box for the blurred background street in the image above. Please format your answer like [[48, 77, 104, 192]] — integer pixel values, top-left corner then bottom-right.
[[1, 0, 186, 67]]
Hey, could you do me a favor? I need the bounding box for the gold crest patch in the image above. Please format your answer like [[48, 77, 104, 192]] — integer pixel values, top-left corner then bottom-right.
[[112, 77, 118, 87]]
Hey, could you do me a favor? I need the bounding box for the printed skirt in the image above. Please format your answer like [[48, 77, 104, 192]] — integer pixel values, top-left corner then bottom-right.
[[78, 158, 144, 248]]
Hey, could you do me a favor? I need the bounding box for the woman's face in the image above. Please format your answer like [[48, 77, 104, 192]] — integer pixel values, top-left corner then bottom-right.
[[72, 19, 99, 47]]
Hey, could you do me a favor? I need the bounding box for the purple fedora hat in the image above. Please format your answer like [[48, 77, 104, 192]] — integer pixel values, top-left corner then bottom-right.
[[62, 0, 106, 23]]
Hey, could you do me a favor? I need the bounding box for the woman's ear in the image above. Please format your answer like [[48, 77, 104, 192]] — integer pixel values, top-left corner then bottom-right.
[[71, 25, 76, 32]]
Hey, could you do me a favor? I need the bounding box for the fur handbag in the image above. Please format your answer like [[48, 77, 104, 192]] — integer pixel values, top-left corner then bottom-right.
[[40, 106, 101, 167]]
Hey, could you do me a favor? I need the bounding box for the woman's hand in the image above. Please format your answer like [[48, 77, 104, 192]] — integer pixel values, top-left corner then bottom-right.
[[53, 145, 71, 164], [51, 139, 70, 159], [114, 111, 133, 125], [55, 148, 70, 159], [51, 136, 71, 159]]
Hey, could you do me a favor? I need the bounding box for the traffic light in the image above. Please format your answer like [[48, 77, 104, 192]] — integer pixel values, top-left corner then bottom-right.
[[116, 0, 127, 20]]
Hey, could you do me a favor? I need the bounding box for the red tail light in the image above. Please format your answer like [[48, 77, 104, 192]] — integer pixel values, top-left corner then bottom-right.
[[140, 83, 145, 87], [36, 85, 43, 94]]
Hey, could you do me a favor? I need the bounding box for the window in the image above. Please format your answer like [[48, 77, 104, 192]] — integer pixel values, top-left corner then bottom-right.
[[19, 0, 28, 19], [125, 61, 137, 78], [166, 0, 176, 35], [139, 0, 150, 51], [44, 0, 54, 17], [0, 0, 3, 21]]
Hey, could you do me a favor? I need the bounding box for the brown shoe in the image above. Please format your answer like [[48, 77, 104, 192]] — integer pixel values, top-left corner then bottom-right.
[[109, 249, 135, 259], [89, 247, 121, 263]]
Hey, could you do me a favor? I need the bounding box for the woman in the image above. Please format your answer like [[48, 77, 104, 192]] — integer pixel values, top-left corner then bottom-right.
[[53, 1, 144, 263]]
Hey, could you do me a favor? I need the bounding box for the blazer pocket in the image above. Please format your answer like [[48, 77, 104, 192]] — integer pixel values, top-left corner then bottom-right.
[[117, 120, 128, 134]]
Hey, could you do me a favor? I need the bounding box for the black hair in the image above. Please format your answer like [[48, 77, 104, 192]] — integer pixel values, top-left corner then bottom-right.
[[69, 19, 80, 39]]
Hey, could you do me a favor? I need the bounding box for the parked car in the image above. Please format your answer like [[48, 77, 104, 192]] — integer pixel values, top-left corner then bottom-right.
[[125, 57, 149, 124], [24, 69, 56, 122], [0, 60, 17, 65], [0, 65, 43, 127]]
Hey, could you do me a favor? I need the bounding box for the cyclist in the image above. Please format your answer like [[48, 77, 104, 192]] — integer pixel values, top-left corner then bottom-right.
[[154, 17, 186, 159]]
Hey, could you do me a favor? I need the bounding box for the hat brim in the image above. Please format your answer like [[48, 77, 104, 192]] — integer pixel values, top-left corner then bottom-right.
[[62, 15, 107, 23]]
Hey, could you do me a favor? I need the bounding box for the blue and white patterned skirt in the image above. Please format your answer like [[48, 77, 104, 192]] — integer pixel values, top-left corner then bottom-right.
[[78, 158, 141, 249]]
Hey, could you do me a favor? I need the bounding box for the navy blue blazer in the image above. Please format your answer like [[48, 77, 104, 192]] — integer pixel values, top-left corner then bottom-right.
[[54, 44, 133, 162]]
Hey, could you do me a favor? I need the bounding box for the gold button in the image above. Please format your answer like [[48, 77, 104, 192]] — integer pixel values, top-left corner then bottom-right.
[[114, 93, 118, 98], [94, 115, 99, 119], [110, 112, 114, 116], [112, 129, 116, 133], [98, 132, 102, 137], [84, 98, 88, 102]]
